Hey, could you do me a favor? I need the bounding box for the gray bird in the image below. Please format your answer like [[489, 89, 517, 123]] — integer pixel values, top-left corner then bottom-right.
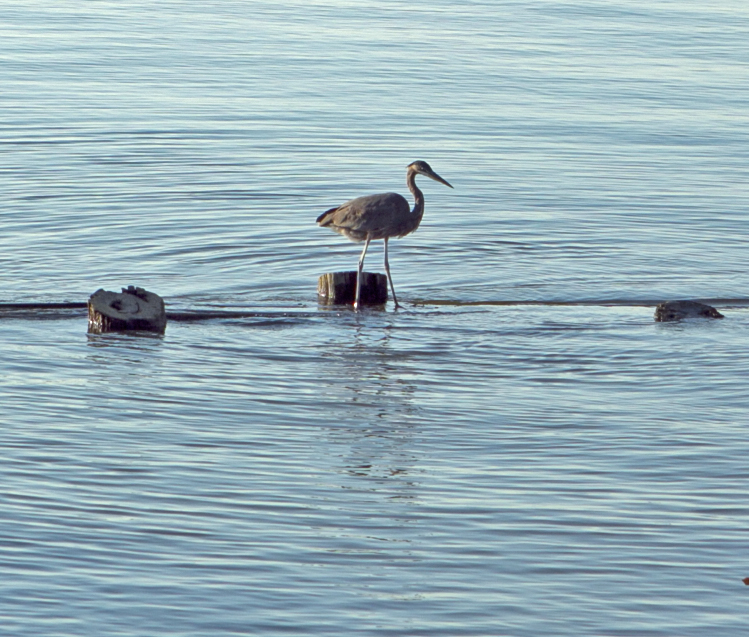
[[317, 160, 453, 310]]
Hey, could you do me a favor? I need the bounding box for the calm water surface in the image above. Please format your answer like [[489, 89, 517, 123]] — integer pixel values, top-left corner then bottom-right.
[[2, 1, 749, 635]]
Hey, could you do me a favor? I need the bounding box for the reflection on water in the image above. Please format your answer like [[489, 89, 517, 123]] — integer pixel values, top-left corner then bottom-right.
[[320, 321, 422, 487], [3, 294, 749, 636]]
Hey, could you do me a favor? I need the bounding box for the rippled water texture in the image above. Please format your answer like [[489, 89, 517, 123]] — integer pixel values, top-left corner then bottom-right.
[[2, 1, 749, 635]]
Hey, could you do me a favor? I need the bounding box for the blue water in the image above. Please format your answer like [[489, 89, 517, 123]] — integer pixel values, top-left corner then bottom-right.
[[2, 1, 749, 635]]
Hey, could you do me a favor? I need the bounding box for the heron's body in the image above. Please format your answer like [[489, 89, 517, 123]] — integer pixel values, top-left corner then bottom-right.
[[317, 192, 415, 242], [317, 160, 453, 310]]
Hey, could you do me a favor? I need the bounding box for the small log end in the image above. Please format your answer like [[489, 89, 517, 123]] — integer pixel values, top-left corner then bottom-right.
[[654, 300, 724, 322]]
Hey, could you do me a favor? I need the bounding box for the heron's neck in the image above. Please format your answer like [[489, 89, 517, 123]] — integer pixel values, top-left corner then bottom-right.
[[406, 169, 425, 218]]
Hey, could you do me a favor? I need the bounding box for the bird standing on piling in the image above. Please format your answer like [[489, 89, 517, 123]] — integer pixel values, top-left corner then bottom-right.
[[316, 160, 453, 310]]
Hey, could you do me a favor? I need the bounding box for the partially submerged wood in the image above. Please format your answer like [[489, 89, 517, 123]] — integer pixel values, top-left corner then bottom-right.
[[318, 271, 388, 306], [88, 286, 166, 334], [654, 300, 724, 322]]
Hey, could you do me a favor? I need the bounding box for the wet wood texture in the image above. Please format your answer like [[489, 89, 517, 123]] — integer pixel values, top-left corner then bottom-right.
[[88, 286, 167, 334], [317, 271, 388, 306]]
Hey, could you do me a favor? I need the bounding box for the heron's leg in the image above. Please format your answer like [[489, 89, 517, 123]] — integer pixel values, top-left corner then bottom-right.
[[355, 235, 371, 311], [383, 237, 400, 309]]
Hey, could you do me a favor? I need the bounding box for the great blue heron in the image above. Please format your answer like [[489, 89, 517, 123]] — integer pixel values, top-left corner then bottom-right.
[[316, 160, 453, 310]]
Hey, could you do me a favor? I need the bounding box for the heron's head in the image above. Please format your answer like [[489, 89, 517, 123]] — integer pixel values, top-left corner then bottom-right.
[[407, 160, 453, 188]]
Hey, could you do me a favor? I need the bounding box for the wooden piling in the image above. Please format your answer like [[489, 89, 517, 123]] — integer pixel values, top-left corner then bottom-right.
[[318, 271, 388, 306], [88, 286, 167, 334]]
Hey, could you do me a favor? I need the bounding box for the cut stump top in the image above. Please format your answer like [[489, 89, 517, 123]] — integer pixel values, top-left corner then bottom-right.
[[88, 286, 167, 334]]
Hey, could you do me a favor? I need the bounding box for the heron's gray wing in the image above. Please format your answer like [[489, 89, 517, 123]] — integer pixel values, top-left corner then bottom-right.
[[317, 192, 411, 238]]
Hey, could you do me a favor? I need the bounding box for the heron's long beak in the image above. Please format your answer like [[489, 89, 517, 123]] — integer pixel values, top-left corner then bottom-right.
[[427, 171, 453, 189]]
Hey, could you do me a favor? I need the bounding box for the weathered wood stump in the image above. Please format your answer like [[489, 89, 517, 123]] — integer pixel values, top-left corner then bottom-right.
[[318, 271, 388, 306], [88, 286, 167, 334], [654, 300, 724, 322]]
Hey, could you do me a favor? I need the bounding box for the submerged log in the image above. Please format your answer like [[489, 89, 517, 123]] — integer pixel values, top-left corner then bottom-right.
[[88, 286, 166, 334], [654, 300, 724, 322], [318, 271, 388, 306]]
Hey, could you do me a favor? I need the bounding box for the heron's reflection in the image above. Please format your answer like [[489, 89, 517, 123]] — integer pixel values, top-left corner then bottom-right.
[[318, 318, 423, 494]]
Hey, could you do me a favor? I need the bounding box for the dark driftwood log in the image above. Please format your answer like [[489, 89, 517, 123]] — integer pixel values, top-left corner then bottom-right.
[[318, 271, 388, 306], [88, 286, 167, 334], [654, 300, 724, 322]]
